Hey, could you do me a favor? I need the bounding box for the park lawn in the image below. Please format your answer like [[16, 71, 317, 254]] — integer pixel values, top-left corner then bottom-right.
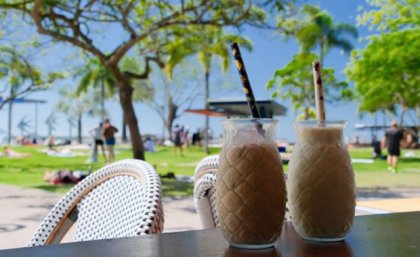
[[350, 148, 420, 188], [0, 145, 221, 196], [0, 145, 419, 196]]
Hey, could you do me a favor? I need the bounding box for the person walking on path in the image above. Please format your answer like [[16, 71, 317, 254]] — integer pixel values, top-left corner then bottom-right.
[[103, 119, 118, 163], [382, 121, 403, 173], [88, 122, 106, 163]]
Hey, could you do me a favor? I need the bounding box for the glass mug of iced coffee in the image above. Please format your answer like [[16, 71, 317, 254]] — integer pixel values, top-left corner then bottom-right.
[[287, 120, 356, 241], [216, 118, 286, 249]]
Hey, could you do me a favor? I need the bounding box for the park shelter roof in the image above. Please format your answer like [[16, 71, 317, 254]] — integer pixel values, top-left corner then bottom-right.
[[207, 98, 287, 118], [184, 109, 227, 117], [354, 124, 390, 131], [186, 98, 287, 118], [0, 96, 46, 104]]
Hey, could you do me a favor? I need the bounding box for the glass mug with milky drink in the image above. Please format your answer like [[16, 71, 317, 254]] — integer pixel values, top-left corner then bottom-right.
[[287, 120, 356, 241], [216, 118, 286, 249]]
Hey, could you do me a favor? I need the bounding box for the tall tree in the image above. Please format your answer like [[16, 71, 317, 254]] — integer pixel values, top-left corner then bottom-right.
[[346, 0, 420, 125], [0, 47, 57, 144], [0, 0, 292, 160], [0, 47, 44, 109], [145, 62, 201, 140], [76, 58, 117, 123], [267, 52, 349, 120], [166, 27, 252, 154], [282, 4, 358, 66]]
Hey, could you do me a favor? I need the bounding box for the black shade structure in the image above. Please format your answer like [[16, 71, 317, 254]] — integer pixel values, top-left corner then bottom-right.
[[206, 98, 287, 118]]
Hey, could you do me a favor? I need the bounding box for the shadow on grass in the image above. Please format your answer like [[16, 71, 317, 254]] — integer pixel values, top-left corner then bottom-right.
[[33, 184, 73, 193], [357, 187, 405, 199], [161, 178, 193, 198], [32, 179, 193, 197], [400, 157, 420, 164]]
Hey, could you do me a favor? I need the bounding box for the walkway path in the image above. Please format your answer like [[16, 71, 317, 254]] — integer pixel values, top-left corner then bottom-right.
[[1, 185, 419, 249]]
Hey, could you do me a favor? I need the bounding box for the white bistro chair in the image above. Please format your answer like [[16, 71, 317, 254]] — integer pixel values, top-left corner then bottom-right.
[[29, 159, 164, 246]]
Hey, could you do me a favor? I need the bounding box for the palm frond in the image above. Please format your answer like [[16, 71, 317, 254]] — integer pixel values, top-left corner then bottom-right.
[[334, 23, 358, 38], [76, 72, 93, 95], [328, 37, 354, 53]]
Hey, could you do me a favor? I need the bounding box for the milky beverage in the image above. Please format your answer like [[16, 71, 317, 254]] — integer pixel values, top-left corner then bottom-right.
[[287, 123, 355, 241], [217, 120, 286, 248]]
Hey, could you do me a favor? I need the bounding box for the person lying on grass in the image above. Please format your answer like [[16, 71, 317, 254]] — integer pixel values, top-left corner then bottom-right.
[[3, 146, 31, 158]]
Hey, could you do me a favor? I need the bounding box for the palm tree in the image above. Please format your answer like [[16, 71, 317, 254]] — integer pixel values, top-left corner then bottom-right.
[[0, 47, 43, 144], [76, 58, 136, 142], [166, 27, 252, 154], [76, 58, 116, 123], [290, 4, 358, 66]]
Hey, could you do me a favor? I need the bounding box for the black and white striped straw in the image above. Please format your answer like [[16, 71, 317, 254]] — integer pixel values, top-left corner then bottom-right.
[[231, 42, 261, 119]]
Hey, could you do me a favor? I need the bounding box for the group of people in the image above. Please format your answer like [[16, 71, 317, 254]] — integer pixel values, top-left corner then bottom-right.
[[172, 125, 206, 155], [171, 124, 208, 156], [89, 119, 118, 163], [172, 124, 188, 156]]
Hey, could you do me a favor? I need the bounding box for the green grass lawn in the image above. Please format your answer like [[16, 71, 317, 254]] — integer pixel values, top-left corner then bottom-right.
[[350, 148, 420, 188], [0, 145, 419, 197]]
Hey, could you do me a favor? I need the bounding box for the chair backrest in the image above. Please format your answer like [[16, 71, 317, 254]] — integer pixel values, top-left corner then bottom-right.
[[193, 155, 219, 229], [29, 159, 164, 247], [193, 155, 291, 229]]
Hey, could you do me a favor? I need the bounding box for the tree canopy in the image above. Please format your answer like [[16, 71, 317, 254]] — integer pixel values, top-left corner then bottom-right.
[[164, 25, 252, 153], [0, 47, 43, 108], [346, 29, 420, 113], [346, 0, 420, 119], [281, 4, 358, 65], [357, 0, 419, 32], [0, 0, 294, 160], [267, 52, 349, 120]]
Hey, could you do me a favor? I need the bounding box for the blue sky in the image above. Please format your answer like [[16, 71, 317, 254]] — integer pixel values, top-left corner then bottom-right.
[[0, 0, 416, 144]]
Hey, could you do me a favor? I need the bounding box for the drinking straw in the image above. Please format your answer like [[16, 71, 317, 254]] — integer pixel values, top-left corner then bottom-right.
[[312, 61, 326, 121], [231, 42, 261, 119]]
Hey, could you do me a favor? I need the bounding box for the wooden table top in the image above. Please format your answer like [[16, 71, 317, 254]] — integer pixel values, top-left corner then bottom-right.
[[1, 212, 419, 257]]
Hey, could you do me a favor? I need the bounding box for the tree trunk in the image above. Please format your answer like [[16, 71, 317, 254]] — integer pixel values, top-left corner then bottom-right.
[[166, 123, 172, 141], [122, 113, 128, 143], [77, 112, 82, 144], [166, 96, 177, 141], [204, 70, 210, 154], [116, 73, 145, 160], [69, 122, 72, 142], [399, 107, 406, 127], [7, 99, 13, 145], [319, 38, 324, 67], [304, 106, 310, 120], [101, 80, 105, 123]]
